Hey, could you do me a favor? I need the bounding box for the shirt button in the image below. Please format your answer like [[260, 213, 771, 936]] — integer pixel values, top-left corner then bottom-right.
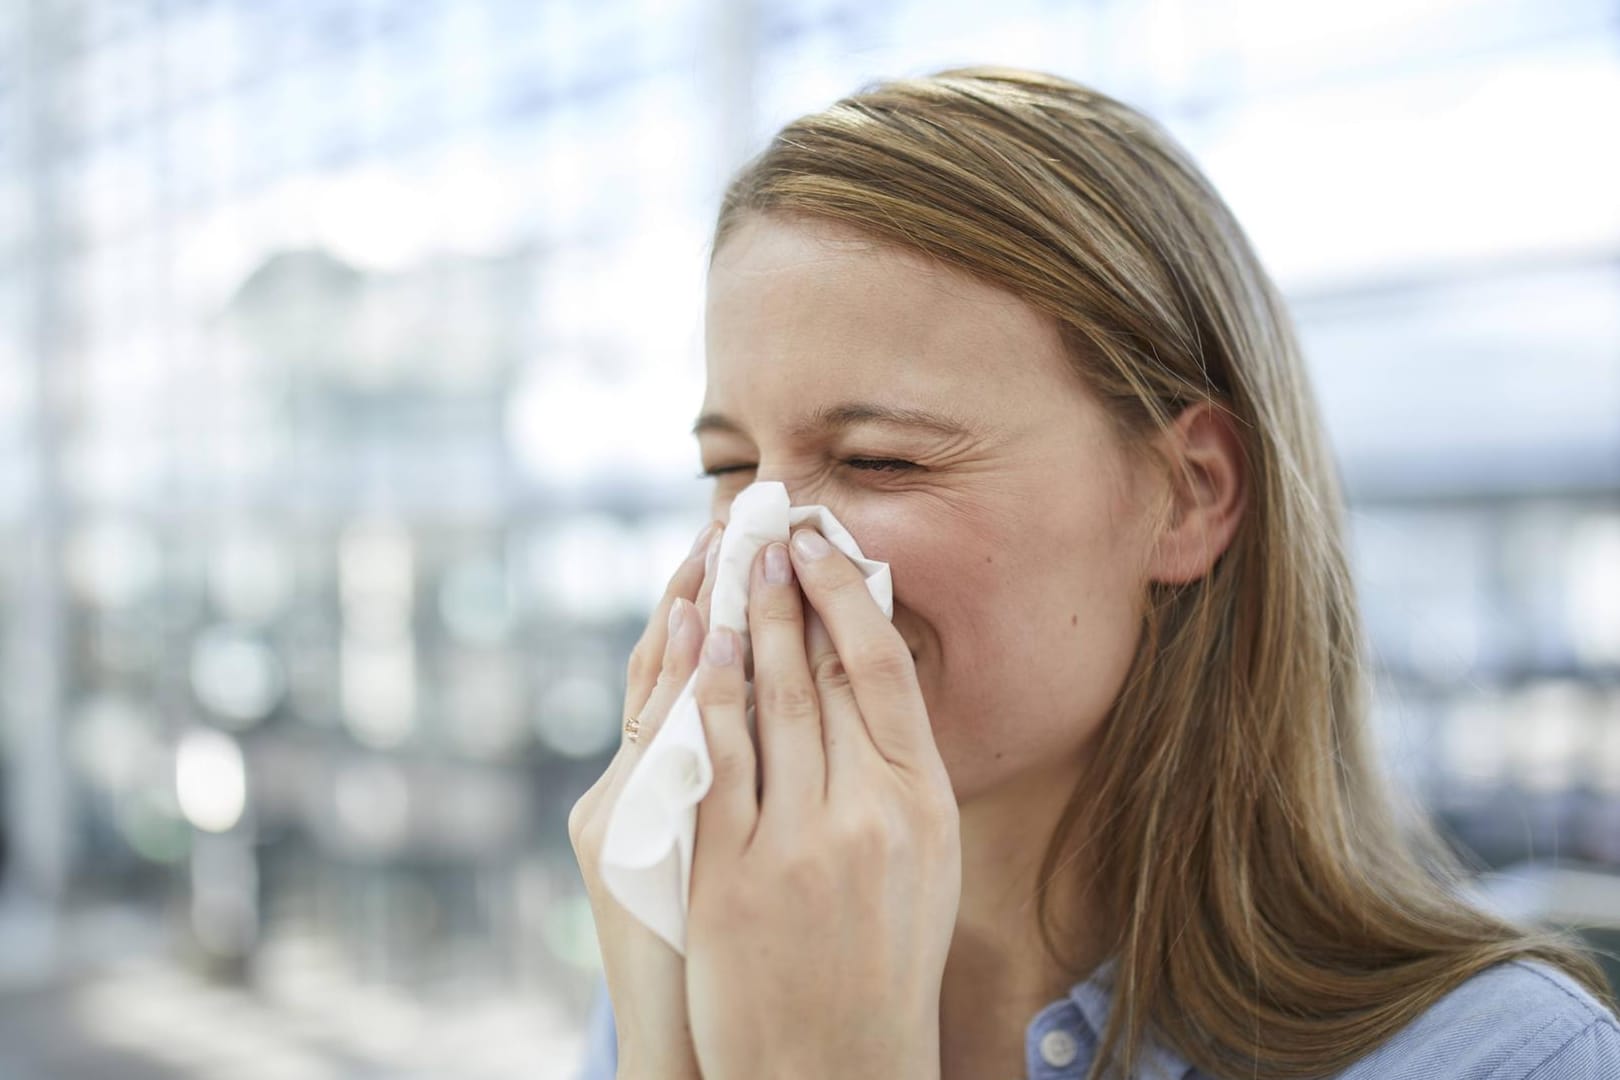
[[1039, 1028, 1079, 1068]]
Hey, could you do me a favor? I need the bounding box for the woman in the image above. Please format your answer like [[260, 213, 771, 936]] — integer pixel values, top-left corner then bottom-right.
[[567, 65, 1619, 1079]]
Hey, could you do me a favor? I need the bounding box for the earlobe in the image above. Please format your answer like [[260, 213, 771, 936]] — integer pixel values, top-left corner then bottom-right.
[[1147, 401, 1247, 585]]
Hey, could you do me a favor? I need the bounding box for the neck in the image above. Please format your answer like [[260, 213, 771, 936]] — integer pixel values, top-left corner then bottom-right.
[[938, 757, 1107, 1080]]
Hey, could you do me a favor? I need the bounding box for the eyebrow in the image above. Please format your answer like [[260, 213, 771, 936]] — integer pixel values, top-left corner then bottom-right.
[[691, 401, 980, 441]]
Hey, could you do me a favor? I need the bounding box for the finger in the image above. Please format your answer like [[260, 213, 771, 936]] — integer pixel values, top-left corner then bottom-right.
[[693, 525, 724, 631], [618, 595, 704, 761], [692, 627, 758, 866], [788, 527, 934, 769], [804, 607, 865, 794], [748, 543, 827, 820], [624, 522, 718, 721]]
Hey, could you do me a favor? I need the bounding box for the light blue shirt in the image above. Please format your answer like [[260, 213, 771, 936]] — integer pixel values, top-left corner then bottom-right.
[[573, 956, 1617, 1079]]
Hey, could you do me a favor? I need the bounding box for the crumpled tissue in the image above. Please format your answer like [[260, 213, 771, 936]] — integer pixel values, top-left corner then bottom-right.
[[599, 480, 893, 954]]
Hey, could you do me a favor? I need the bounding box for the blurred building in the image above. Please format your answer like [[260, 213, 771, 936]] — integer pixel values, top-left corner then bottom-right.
[[0, 0, 1616, 1077]]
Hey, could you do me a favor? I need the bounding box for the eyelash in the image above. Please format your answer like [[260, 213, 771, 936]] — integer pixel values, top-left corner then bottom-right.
[[696, 458, 918, 480]]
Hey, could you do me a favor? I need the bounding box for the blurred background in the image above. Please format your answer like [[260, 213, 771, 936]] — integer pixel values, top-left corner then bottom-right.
[[0, 0, 1617, 1077]]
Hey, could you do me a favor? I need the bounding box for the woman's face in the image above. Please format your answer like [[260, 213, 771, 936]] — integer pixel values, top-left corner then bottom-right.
[[699, 214, 1163, 804]]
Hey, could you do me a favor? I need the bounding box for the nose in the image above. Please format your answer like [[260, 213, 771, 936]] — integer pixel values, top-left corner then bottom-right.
[[751, 469, 848, 524]]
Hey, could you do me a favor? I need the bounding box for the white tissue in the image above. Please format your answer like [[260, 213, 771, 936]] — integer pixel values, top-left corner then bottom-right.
[[599, 481, 893, 954]]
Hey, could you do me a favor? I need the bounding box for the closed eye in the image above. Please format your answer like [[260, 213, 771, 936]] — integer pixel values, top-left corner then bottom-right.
[[696, 459, 918, 479]]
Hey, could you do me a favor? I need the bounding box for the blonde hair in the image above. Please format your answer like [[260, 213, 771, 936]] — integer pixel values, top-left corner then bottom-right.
[[706, 64, 1616, 1079]]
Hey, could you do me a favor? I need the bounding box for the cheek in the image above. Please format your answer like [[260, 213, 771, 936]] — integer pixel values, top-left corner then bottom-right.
[[833, 492, 1144, 670], [832, 504, 995, 621], [861, 500, 1147, 780]]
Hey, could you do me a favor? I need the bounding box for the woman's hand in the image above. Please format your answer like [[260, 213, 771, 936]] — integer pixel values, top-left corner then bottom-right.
[[567, 521, 725, 1080], [684, 527, 962, 1080]]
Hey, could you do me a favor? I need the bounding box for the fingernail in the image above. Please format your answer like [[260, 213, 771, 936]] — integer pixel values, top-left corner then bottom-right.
[[688, 522, 716, 559], [705, 531, 722, 574], [764, 542, 792, 584], [668, 597, 688, 637], [791, 528, 831, 560], [704, 627, 735, 665]]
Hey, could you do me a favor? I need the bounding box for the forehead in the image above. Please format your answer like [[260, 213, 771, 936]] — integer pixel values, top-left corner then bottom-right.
[[702, 215, 1074, 425]]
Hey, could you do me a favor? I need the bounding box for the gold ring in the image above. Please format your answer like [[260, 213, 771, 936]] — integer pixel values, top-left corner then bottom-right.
[[623, 714, 641, 743]]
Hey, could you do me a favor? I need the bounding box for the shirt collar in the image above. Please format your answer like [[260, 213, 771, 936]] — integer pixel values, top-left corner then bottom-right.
[[1065, 956, 1197, 1080]]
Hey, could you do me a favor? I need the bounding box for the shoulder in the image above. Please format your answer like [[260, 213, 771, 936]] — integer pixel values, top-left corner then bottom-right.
[[1334, 960, 1619, 1080]]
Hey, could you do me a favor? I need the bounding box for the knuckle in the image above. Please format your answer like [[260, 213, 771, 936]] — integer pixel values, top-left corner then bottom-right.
[[855, 641, 914, 682], [566, 801, 583, 846], [832, 811, 896, 860], [751, 587, 801, 624], [651, 665, 684, 697], [625, 642, 655, 686], [567, 793, 597, 854], [811, 651, 848, 687], [708, 743, 752, 786], [762, 678, 817, 717], [693, 658, 744, 703], [825, 570, 869, 599], [657, 636, 688, 678], [778, 850, 833, 895]]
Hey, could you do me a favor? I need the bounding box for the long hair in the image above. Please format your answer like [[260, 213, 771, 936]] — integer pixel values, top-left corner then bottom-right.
[[705, 65, 1615, 1079]]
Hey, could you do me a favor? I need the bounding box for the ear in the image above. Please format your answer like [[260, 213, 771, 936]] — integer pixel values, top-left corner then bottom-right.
[[1146, 400, 1247, 585]]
